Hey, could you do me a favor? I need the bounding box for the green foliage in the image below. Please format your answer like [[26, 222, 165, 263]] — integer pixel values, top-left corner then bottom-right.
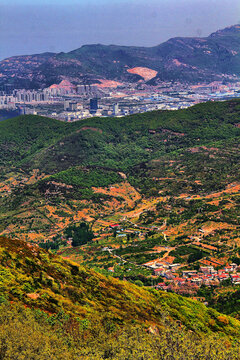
[[169, 246, 208, 264], [0, 236, 239, 338], [64, 222, 94, 247], [0, 303, 240, 359], [208, 287, 240, 318], [0, 100, 239, 176], [39, 238, 67, 251], [49, 167, 123, 188], [1, 100, 240, 356], [0, 99, 240, 238]]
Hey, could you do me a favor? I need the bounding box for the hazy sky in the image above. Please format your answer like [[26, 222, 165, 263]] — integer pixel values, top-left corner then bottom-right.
[[0, 0, 239, 60]]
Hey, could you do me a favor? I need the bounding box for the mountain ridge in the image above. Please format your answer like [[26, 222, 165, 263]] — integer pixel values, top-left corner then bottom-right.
[[0, 24, 239, 89]]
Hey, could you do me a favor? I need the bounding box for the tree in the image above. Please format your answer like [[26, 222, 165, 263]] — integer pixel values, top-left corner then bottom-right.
[[135, 280, 144, 287], [65, 222, 94, 247]]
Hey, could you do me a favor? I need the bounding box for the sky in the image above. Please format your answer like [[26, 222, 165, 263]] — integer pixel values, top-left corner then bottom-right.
[[0, 0, 239, 60]]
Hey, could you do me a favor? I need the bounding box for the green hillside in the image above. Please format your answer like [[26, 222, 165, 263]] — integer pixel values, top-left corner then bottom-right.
[[2, 234, 239, 334], [0, 236, 240, 359], [0, 115, 69, 168], [0, 99, 239, 247], [0, 99, 240, 174]]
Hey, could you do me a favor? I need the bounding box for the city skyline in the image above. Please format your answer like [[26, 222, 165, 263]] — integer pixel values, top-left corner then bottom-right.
[[0, 0, 239, 60]]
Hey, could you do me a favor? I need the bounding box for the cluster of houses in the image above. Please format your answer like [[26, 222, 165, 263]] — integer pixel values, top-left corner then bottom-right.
[[155, 263, 240, 294], [99, 225, 240, 297]]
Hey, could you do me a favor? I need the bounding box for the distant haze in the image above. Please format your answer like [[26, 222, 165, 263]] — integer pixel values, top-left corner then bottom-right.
[[0, 0, 239, 60]]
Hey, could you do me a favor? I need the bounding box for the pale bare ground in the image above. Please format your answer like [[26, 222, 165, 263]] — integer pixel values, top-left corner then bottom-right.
[[127, 67, 157, 81]]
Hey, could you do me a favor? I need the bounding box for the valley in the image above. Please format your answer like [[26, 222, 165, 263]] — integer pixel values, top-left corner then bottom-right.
[[0, 99, 239, 320], [0, 98, 240, 358]]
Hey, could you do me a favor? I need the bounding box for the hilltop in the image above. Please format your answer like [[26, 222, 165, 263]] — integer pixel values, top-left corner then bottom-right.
[[0, 25, 239, 88], [0, 99, 239, 172]]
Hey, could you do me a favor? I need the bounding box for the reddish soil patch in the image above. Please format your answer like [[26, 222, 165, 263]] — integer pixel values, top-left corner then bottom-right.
[[27, 293, 40, 300]]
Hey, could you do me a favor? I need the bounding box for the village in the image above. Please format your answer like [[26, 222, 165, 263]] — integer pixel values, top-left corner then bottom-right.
[[96, 219, 240, 299], [108, 246, 240, 296], [153, 263, 240, 294]]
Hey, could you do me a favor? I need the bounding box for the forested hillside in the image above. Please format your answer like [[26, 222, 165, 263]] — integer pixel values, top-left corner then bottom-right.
[[0, 236, 240, 359]]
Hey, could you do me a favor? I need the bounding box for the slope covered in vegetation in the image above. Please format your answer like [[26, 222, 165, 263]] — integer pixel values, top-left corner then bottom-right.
[[0, 235, 240, 359], [1, 235, 240, 336], [1, 302, 240, 359], [0, 100, 239, 240], [0, 99, 239, 174], [0, 100, 240, 358]]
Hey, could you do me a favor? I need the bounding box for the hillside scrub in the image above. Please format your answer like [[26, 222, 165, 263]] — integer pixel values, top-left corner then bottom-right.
[[0, 303, 240, 359], [0, 236, 240, 337]]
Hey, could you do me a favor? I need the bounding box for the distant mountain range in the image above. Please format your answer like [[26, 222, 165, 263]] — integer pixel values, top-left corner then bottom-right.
[[0, 24, 239, 89]]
